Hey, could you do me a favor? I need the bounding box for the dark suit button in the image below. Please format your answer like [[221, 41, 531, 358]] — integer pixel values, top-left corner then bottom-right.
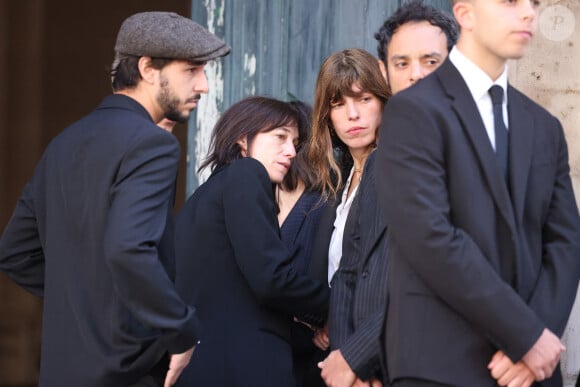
[[361, 270, 369, 278]]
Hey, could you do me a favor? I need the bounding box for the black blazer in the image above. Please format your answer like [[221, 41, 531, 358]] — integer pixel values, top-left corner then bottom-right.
[[310, 161, 388, 379], [308, 198, 340, 287], [309, 176, 359, 289], [174, 157, 329, 387], [281, 190, 328, 387], [329, 151, 389, 381], [375, 58, 580, 386], [0, 95, 199, 386]]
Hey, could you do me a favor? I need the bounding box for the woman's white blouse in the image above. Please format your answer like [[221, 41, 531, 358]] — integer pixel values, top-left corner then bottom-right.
[[327, 166, 359, 286]]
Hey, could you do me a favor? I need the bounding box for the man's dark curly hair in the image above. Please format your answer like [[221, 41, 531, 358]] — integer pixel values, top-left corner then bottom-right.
[[374, 0, 458, 62]]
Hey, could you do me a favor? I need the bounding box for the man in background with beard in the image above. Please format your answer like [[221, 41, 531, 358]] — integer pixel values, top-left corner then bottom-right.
[[0, 11, 229, 387]]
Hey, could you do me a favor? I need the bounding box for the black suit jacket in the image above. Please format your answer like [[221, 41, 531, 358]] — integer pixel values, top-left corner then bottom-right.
[[280, 190, 328, 387], [309, 171, 359, 289], [329, 151, 390, 381], [375, 59, 580, 386], [0, 95, 199, 387], [308, 197, 340, 287], [174, 157, 329, 387]]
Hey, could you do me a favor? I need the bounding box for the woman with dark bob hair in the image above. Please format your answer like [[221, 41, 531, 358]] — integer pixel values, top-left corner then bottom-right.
[[174, 96, 329, 387]]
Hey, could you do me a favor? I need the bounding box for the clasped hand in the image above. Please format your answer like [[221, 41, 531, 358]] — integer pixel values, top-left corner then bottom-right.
[[488, 329, 565, 387]]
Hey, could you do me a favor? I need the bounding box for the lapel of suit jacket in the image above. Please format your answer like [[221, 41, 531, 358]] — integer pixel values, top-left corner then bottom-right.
[[360, 212, 386, 269], [436, 60, 516, 231], [306, 197, 339, 282], [358, 152, 387, 268], [280, 193, 309, 245], [507, 86, 534, 224]]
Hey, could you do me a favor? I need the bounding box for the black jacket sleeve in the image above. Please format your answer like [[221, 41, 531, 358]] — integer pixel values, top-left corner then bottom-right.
[[0, 177, 46, 296], [223, 158, 330, 317], [104, 130, 199, 354]]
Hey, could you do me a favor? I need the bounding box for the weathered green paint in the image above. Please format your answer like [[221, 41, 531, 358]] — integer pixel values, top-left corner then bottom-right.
[[187, 0, 452, 193]]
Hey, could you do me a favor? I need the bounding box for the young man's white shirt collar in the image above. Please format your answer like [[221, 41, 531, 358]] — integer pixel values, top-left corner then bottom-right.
[[449, 46, 509, 151]]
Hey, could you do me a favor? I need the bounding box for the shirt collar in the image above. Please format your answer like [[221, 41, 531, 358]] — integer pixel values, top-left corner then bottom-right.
[[449, 46, 508, 104]]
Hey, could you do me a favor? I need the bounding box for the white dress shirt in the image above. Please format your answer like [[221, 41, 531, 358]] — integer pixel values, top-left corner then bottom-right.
[[449, 46, 509, 150], [327, 167, 360, 286]]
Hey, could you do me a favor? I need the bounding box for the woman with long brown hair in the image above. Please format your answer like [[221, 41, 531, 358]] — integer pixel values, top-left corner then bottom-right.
[[307, 47, 389, 284], [305, 48, 390, 204], [305, 48, 390, 386]]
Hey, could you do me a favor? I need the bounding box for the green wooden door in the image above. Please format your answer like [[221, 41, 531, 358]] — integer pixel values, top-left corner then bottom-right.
[[187, 0, 451, 193]]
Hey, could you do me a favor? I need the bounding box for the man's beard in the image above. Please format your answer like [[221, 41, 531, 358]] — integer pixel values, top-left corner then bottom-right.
[[157, 77, 190, 123]]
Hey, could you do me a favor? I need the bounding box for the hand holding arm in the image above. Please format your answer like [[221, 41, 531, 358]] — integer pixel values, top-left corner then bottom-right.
[[163, 346, 195, 387], [352, 378, 382, 387], [352, 379, 370, 387], [521, 328, 565, 381], [488, 350, 534, 387], [318, 349, 356, 387], [313, 323, 329, 351]]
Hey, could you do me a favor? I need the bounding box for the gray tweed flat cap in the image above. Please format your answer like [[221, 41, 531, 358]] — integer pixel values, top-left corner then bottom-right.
[[115, 11, 231, 62]]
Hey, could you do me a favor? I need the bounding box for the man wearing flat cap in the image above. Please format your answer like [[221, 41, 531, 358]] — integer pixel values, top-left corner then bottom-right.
[[0, 11, 230, 387]]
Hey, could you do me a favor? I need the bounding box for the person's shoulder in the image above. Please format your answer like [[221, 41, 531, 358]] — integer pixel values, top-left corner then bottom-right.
[[219, 158, 271, 192], [141, 120, 178, 142], [392, 70, 444, 107], [98, 94, 179, 140], [220, 159, 276, 204], [365, 150, 377, 169], [64, 97, 177, 143], [227, 157, 269, 179], [386, 77, 445, 116], [509, 85, 558, 122], [119, 124, 180, 163]]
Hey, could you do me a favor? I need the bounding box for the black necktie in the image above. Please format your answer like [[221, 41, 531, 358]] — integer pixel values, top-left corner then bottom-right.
[[488, 85, 508, 182]]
